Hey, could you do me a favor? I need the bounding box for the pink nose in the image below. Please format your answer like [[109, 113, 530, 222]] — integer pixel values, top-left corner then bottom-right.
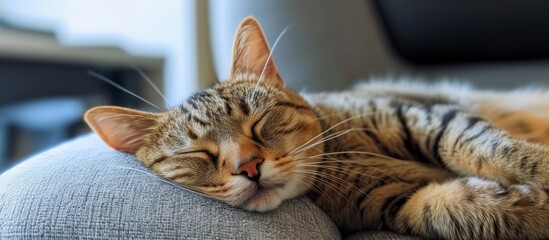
[[237, 158, 263, 181]]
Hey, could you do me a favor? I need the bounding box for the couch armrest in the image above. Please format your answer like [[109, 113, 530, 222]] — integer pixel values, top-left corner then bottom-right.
[[0, 134, 340, 239]]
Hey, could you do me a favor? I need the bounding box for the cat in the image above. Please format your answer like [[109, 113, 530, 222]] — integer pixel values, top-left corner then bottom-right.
[[84, 17, 549, 239]]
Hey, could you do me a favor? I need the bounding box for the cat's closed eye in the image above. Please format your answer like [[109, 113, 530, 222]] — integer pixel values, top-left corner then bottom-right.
[[251, 117, 266, 145], [177, 150, 217, 163]]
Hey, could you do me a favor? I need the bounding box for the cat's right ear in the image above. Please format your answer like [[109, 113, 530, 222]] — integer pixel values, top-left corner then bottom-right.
[[229, 16, 284, 88], [84, 106, 159, 154]]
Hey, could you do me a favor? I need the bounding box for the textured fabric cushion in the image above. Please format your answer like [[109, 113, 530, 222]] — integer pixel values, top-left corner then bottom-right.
[[0, 134, 340, 239]]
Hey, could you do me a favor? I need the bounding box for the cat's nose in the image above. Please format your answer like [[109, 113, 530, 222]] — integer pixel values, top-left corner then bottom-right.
[[236, 158, 263, 182]]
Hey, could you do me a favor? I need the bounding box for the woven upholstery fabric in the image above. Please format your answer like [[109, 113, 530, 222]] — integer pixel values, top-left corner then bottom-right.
[[0, 134, 340, 239]]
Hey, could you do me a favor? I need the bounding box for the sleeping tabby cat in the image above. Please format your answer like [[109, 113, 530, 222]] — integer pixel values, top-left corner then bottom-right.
[[84, 17, 549, 239]]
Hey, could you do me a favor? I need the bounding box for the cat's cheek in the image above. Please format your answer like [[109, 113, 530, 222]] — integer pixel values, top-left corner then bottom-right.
[[279, 173, 311, 200], [243, 194, 282, 212]]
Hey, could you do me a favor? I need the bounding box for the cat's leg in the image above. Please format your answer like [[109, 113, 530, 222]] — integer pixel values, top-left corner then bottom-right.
[[388, 177, 549, 239], [468, 91, 549, 146], [395, 103, 549, 186], [309, 157, 451, 234]]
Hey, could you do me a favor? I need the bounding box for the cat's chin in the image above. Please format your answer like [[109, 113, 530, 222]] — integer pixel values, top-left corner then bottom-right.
[[241, 187, 283, 212]]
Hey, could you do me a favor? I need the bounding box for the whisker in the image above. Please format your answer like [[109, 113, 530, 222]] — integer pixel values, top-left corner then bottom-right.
[[292, 127, 377, 156], [292, 171, 368, 203], [131, 64, 171, 107], [257, 25, 290, 85], [87, 70, 162, 110], [110, 165, 209, 198], [95, 113, 158, 121], [291, 128, 354, 156], [301, 174, 347, 208], [299, 162, 384, 186], [297, 151, 404, 162], [287, 113, 375, 156], [290, 170, 361, 211], [296, 175, 325, 196], [251, 25, 292, 99], [291, 169, 369, 196], [298, 157, 401, 183], [294, 173, 337, 206]]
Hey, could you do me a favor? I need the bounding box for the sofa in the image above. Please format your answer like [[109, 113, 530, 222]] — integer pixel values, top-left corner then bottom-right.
[[0, 134, 422, 239]]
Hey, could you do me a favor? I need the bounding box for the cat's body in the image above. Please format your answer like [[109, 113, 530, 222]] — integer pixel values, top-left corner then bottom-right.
[[303, 83, 549, 237], [84, 18, 549, 239]]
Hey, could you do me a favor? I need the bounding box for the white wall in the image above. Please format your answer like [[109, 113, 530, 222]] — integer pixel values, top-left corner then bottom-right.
[[0, 0, 202, 107]]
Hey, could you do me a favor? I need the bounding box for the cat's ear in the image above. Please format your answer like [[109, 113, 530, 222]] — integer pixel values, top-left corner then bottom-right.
[[230, 16, 284, 88], [84, 106, 159, 153]]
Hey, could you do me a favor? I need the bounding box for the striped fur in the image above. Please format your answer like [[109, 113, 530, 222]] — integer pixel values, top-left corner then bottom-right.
[[84, 17, 549, 239], [302, 86, 549, 238]]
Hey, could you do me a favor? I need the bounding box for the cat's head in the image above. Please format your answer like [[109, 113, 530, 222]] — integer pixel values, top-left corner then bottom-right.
[[84, 17, 323, 211]]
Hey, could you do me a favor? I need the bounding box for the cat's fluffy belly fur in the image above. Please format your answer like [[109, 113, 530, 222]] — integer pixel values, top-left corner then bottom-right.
[[84, 17, 549, 239]]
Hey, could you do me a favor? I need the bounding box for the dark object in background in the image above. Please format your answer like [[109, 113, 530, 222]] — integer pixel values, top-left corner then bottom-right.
[[374, 0, 549, 65], [2, 98, 85, 153], [0, 58, 143, 171], [0, 58, 140, 108]]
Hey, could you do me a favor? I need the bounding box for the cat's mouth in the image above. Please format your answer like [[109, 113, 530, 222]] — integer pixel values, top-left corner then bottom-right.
[[254, 185, 280, 199], [240, 182, 286, 212]]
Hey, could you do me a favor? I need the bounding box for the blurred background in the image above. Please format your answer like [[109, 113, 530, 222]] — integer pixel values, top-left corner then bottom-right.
[[2, 0, 549, 172]]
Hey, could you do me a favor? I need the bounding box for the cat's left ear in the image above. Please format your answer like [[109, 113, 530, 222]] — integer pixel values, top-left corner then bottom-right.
[[84, 106, 159, 154], [229, 16, 284, 88]]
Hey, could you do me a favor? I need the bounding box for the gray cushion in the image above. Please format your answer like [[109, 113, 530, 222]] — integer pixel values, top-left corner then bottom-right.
[[0, 134, 340, 239]]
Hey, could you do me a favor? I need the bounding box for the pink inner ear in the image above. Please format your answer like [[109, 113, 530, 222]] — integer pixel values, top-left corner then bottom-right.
[[84, 106, 157, 154], [101, 124, 145, 153], [230, 17, 284, 88]]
